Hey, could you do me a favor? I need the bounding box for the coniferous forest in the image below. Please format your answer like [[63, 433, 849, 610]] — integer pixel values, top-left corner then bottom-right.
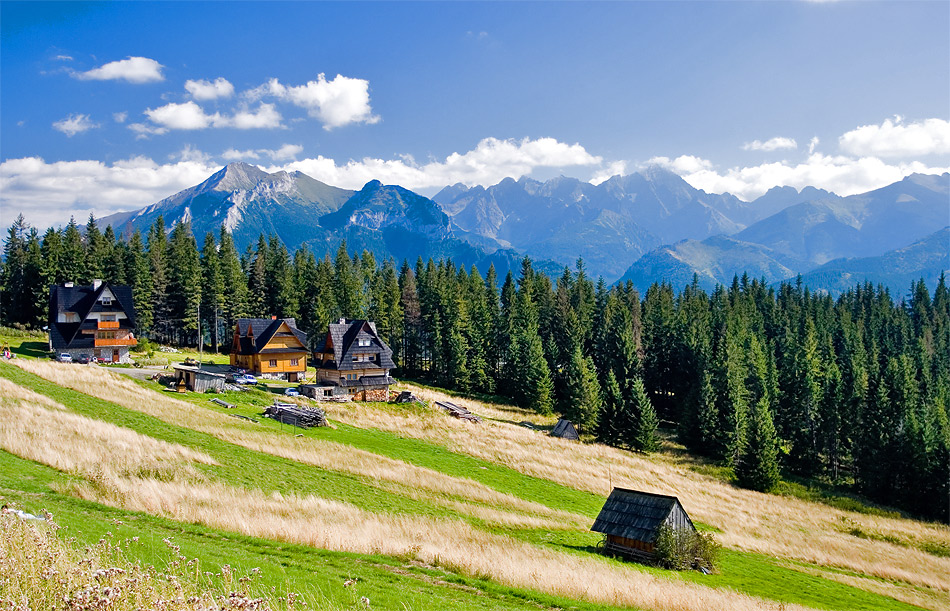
[[3, 213, 949, 522]]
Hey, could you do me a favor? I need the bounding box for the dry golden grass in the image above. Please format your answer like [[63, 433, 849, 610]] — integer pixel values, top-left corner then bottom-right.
[[336, 383, 950, 594], [0, 512, 317, 611], [0, 377, 216, 480], [64, 475, 812, 611], [8, 360, 582, 530], [10, 360, 949, 608]]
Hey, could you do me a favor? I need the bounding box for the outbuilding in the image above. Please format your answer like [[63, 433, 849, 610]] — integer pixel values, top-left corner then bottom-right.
[[549, 418, 579, 440], [591, 488, 696, 561], [172, 364, 226, 393]]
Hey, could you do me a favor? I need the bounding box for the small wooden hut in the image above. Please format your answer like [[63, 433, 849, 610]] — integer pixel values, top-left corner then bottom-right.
[[172, 364, 226, 393], [591, 488, 696, 561], [549, 418, 579, 440]]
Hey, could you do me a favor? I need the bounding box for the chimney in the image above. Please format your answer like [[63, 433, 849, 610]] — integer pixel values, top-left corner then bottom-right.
[[338, 318, 346, 324], [64, 282, 74, 288], [93, 279, 102, 290]]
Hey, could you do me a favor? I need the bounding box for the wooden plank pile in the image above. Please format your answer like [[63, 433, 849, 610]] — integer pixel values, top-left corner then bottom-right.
[[210, 398, 236, 409], [263, 401, 328, 428], [434, 400, 482, 423]]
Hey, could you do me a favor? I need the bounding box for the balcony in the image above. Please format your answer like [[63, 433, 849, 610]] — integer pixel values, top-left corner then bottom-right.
[[97, 320, 120, 329], [95, 338, 137, 347]]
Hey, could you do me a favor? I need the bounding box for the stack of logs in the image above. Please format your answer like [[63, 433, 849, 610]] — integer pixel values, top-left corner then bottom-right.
[[264, 401, 328, 428], [435, 400, 482, 423]]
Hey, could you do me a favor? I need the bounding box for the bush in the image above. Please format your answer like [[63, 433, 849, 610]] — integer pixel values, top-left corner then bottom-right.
[[654, 524, 720, 572]]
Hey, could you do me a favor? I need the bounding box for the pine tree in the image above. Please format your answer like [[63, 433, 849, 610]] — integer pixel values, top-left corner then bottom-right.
[[561, 346, 601, 432], [736, 397, 781, 492], [147, 217, 170, 342], [247, 235, 268, 318], [125, 230, 153, 337], [61, 217, 86, 285], [597, 370, 624, 446], [200, 232, 224, 352], [629, 377, 660, 452], [166, 222, 201, 345], [218, 227, 248, 346]]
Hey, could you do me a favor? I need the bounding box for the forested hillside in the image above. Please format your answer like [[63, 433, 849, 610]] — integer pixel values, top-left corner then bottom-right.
[[2, 213, 948, 522]]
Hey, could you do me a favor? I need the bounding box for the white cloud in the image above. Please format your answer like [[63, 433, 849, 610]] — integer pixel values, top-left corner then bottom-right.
[[742, 137, 797, 152], [113, 111, 128, 123], [185, 77, 235, 101], [646, 155, 713, 175], [222, 144, 303, 162], [139, 101, 282, 133], [0, 156, 218, 231], [174, 145, 214, 164], [72, 56, 164, 84], [249, 74, 379, 130], [128, 122, 169, 138], [808, 136, 820, 155], [281, 137, 601, 189], [0, 137, 601, 229], [52, 114, 99, 137], [590, 160, 628, 185], [664, 153, 949, 201], [55, 54, 74, 61], [839, 116, 950, 157]]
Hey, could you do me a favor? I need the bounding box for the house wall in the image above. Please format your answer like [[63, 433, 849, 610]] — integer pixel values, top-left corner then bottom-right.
[[257, 354, 307, 374]]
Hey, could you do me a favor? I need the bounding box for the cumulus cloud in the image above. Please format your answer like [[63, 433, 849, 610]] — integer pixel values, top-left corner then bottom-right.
[[222, 144, 303, 162], [660, 152, 949, 201], [138, 101, 282, 133], [281, 137, 601, 189], [590, 160, 628, 185], [52, 114, 99, 137], [71, 56, 164, 84], [742, 137, 797, 152], [0, 137, 601, 229], [113, 111, 128, 124], [248, 74, 379, 130], [808, 136, 820, 155], [185, 77, 235, 101], [839, 116, 950, 157], [0, 156, 219, 231]]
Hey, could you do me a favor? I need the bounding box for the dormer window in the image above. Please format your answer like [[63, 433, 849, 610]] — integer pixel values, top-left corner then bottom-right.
[[358, 338, 370, 347], [101, 297, 112, 306]]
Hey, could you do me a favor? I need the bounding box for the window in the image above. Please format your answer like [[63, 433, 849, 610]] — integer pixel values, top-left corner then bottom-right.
[[290, 358, 299, 366], [352, 356, 358, 362], [358, 338, 370, 347], [269, 359, 277, 367], [100, 297, 112, 306]]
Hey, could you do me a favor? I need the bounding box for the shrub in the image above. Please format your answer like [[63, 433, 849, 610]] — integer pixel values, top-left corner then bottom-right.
[[654, 524, 720, 572]]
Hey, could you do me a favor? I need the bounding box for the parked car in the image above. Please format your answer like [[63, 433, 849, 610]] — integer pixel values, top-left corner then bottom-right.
[[284, 387, 300, 397], [76, 354, 91, 364], [234, 374, 257, 385], [56, 352, 72, 363]]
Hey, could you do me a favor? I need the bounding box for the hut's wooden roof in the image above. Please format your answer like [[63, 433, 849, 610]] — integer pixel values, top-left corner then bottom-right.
[[591, 488, 694, 543]]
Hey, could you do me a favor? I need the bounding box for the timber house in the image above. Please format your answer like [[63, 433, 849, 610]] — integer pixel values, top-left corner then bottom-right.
[[591, 488, 696, 561], [49, 280, 138, 363], [230, 317, 308, 381], [312, 319, 395, 401]]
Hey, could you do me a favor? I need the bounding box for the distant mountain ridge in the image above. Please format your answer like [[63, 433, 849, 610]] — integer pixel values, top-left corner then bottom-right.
[[102, 163, 949, 292]]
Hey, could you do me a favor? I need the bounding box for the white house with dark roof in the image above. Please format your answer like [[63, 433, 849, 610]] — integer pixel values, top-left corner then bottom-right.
[[311, 319, 395, 401], [48, 280, 137, 363]]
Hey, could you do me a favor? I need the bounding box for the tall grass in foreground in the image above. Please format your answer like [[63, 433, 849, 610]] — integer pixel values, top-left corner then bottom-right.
[[0, 512, 324, 610]]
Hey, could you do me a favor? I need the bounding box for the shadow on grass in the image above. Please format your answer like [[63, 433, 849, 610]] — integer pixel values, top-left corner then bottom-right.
[[13, 340, 50, 358]]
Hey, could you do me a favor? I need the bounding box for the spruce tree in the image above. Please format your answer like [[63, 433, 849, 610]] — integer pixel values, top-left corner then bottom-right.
[[561, 346, 601, 432], [630, 377, 660, 452], [736, 397, 781, 492]]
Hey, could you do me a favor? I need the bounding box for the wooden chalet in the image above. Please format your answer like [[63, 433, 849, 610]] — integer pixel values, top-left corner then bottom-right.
[[49, 280, 137, 363], [591, 488, 696, 561], [312, 319, 395, 401], [550, 418, 579, 440], [231, 317, 308, 381]]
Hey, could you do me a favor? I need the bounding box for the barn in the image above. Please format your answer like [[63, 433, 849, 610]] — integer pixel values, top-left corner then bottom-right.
[[591, 488, 696, 561]]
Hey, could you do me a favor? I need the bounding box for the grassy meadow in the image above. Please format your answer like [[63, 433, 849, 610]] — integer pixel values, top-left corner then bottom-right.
[[0, 331, 948, 610]]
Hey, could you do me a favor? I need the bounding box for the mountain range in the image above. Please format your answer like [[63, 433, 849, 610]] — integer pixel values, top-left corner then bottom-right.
[[103, 163, 949, 295]]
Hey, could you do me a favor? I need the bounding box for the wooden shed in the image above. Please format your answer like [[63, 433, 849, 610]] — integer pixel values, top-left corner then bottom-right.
[[591, 488, 696, 561], [172, 364, 226, 393], [549, 418, 579, 440]]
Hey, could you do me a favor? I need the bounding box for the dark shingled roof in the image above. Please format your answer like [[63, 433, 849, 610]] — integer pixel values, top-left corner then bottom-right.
[[233, 318, 307, 355], [550, 419, 579, 440], [314, 319, 395, 371], [591, 488, 695, 544], [49, 282, 136, 350]]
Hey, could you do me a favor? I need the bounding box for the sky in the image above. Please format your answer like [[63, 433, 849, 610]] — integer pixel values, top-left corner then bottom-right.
[[2, 1, 949, 232]]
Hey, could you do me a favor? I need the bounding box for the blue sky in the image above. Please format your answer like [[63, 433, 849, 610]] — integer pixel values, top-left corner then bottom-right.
[[2, 1, 948, 230]]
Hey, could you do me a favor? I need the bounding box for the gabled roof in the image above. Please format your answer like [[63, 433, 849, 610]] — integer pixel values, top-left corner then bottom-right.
[[590, 488, 695, 543], [233, 318, 307, 355], [49, 282, 136, 350], [314, 319, 395, 371], [550, 419, 579, 440]]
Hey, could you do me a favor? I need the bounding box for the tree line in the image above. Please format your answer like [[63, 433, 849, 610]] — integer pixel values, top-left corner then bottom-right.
[[3, 213, 948, 522]]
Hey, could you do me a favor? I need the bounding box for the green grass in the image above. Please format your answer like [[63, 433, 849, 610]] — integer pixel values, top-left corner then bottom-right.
[[0, 360, 934, 611]]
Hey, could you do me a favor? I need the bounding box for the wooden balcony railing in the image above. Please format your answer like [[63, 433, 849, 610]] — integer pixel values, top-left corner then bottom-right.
[[95, 338, 137, 347], [97, 320, 120, 329]]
